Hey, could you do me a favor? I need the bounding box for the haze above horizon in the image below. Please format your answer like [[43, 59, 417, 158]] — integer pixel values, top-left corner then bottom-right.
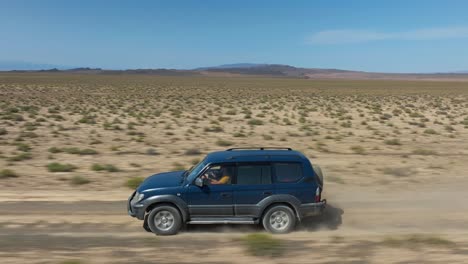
[[2, 0, 468, 73]]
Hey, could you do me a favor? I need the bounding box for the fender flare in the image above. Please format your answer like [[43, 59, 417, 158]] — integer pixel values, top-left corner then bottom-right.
[[142, 195, 189, 222], [257, 194, 303, 220]]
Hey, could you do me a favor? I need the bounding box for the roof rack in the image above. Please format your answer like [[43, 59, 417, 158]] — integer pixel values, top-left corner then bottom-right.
[[226, 147, 292, 151]]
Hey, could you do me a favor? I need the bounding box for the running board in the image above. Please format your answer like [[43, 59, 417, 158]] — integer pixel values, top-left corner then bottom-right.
[[188, 217, 257, 224]]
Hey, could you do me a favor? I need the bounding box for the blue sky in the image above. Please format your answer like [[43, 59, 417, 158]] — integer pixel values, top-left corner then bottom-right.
[[1, 0, 468, 72]]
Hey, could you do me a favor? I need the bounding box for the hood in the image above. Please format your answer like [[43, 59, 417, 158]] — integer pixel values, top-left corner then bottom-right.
[[137, 170, 185, 191]]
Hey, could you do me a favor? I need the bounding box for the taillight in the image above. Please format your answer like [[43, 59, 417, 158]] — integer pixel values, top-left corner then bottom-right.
[[315, 187, 321, 202]]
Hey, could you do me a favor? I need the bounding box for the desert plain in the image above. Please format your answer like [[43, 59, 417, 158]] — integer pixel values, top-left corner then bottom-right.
[[1, 73, 468, 263]]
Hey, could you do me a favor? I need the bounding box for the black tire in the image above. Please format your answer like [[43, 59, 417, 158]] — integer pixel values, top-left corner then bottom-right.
[[262, 205, 296, 234], [143, 214, 152, 232], [147, 205, 182, 236]]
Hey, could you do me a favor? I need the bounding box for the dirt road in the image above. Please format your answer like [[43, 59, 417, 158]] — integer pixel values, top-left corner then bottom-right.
[[1, 180, 468, 264]]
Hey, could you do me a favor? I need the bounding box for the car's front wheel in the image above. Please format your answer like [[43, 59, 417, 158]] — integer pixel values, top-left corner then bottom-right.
[[262, 205, 296, 234], [147, 205, 182, 236], [143, 214, 152, 232]]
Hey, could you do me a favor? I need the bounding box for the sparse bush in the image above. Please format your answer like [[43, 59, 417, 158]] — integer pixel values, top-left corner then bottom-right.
[[424, 129, 437, 135], [384, 139, 401, 145], [0, 169, 18, 179], [16, 143, 31, 152], [126, 177, 145, 189], [90, 139, 103, 145], [78, 148, 98, 155], [412, 149, 438, 155], [91, 164, 119, 172], [445, 125, 455, 132], [382, 167, 412, 177], [225, 109, 237, 115], [47, 147, 98, 155], [233, 132, 246, 137], [340, 121, 352, 128], [78, 116, 96, 124], [71, 175, 90, 185], [172, 162, 185, 171], [146, 148, 159, 155], [350, 145, 366, 155], [242, 233, 284, 257], [248, 119, 263, 126], [382, 234, 455, 248], [184, 148, 201, 155], [19, 131, 38, 138], [8, 152, 32, 161], [204, 126, 223, 132], [48, 147, 62, 153], [380, 113, 392, 120], [47, 162, 77, 172], [216, 139, 233, 147], [60, 260, 83, 264]]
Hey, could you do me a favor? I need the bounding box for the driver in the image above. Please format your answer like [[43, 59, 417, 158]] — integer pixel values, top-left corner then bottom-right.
[[203, 167, 231, 185]]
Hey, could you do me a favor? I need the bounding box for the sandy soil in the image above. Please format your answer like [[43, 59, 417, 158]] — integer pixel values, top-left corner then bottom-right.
[[1, 179, 468, 264], [1, 74, 468, 263]]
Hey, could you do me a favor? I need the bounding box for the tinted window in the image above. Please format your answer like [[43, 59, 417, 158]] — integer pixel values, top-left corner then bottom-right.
[[274, 163, 303, 183], [236, 165, 272, 185]]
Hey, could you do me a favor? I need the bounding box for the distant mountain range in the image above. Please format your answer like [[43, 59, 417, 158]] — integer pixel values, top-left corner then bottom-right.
[[196, 63, 266, 70], [0, 61, 75, 71], [2, 61, 468, 81]]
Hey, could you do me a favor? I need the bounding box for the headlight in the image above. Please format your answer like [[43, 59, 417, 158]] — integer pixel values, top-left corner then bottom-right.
[[132, 192, 145, 203], [136, 192, 145, 202]]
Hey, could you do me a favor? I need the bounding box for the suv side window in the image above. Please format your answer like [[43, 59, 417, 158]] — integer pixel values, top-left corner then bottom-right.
[[236, 164, 272, 185], [273, 163, 303, 183], [199, 164, 235, 185]]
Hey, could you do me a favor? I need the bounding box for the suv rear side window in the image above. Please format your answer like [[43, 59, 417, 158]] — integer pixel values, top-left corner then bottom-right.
[[273, 163, 303, 183], [236, 164, 272, 185]]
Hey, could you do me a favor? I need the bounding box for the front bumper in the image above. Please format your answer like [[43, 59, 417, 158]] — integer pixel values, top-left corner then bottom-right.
[[299, 199, 327, 218], [127, 191, 145, 220]]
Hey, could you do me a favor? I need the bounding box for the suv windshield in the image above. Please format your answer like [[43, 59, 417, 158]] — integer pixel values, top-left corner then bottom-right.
[[184, 159, 207, 181]]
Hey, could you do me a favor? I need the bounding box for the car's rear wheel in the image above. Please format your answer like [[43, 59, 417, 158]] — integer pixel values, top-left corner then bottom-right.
[[262, 205, 296, 234], [147, 205, 182, 236]]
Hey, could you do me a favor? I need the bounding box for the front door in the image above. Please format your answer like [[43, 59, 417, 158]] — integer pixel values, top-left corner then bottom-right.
[[186, 164, 234, 217]]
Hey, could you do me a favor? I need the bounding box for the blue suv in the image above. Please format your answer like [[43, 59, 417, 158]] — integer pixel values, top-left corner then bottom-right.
[[128, 147, 326, 235]]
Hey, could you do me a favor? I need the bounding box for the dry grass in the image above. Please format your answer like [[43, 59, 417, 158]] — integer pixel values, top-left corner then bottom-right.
[[381, 234, 455, 248]]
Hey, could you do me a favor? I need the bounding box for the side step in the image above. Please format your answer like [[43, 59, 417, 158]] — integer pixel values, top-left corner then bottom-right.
[[187, 217, 257, 225]]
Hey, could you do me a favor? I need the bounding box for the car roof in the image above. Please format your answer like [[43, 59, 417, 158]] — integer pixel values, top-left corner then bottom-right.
[[204, 148, 308, 163]]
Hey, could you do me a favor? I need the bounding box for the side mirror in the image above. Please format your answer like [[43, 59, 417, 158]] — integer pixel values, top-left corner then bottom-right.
[[194, 177, 205, 187]]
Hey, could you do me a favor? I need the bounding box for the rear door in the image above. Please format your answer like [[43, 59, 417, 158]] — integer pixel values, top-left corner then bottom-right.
[[232, 163, 273, 217], [272, 162, 312, 203]]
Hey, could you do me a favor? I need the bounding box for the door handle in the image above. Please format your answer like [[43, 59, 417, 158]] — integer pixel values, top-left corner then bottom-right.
[[263, 191, 272, 196], [221, 193, 231, 198]]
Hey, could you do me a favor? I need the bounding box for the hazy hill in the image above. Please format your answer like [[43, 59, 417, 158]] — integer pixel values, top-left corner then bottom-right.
[[2, 62, 468, 81], [198, 64, 356, 78], [0, 61, 74, 71], [196, 63, 266, 70]]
